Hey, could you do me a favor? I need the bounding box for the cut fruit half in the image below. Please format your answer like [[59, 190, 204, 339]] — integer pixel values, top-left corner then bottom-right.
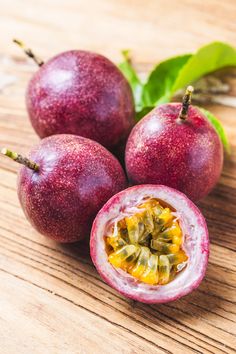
[[90, 185, 209, 304]]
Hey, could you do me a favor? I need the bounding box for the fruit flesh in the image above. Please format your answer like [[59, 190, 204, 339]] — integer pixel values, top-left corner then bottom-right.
[[105, 198, 188, 285], [26, 50, 135, 151]]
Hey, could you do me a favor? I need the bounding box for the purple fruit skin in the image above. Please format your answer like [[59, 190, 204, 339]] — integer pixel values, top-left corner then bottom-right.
[[26, 50, 135, 150], [125, 104, 223, 201], [17, 134, 127, 243]]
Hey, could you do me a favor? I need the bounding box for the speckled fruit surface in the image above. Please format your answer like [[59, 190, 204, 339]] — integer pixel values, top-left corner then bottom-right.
[[18, 134, 127, 243], [26, 50, 135, 151], [90, 185, 209, 303], [125, 104, 223, 201]]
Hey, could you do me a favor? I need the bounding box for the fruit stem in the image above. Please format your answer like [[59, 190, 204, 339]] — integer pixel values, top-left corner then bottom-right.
[[178, 86, 194, 120], [13, 39, 44, 67], [1, 148, 39, 172]]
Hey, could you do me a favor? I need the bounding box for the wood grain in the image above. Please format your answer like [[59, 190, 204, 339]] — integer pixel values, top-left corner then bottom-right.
[[0, 1, 236, 353]]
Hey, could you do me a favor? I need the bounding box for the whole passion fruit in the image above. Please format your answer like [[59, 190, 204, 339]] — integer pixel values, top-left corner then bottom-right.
[[125, 87, 223, 201], [13, 39, 135, 151], [2, 135, 127, 243], [90, 185, 209, 303]]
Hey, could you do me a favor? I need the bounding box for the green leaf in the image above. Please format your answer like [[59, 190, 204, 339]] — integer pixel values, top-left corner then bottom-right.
[[118, 50, 143, 111], [199, 108, 230, 153], [136, 106, 154, 121], [172, 42, 236, 93], [118, 41, 236, 142], [142, 54, 192, 107]]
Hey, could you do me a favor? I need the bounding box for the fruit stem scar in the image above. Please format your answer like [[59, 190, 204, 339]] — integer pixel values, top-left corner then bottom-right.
[[13, 39, 44, 67], [1, 148, 40, 172], [178, 85, 194, 120]]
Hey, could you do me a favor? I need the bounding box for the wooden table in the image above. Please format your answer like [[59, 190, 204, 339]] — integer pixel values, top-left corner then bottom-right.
[[0, 1, 236, 353]]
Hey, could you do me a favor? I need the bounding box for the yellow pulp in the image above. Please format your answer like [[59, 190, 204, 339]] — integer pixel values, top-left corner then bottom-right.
[[105, 198, 188, 285]]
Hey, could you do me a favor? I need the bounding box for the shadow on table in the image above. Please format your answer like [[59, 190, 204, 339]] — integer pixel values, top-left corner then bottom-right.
[[58, 239, 91, 263]]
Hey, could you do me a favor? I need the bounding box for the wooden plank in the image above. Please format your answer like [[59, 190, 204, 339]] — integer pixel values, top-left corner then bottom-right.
[[0, 1, 236, 353]]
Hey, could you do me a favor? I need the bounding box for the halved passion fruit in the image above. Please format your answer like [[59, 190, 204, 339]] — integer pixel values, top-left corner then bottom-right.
[[90, 185, 209, 303]]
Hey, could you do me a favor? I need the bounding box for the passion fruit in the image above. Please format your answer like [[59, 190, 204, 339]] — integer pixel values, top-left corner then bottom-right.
[[14, 39, 135, 151], [90, 185, 209, 303], [2, 135, 127, 243], [125, 87, 223, 201]]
